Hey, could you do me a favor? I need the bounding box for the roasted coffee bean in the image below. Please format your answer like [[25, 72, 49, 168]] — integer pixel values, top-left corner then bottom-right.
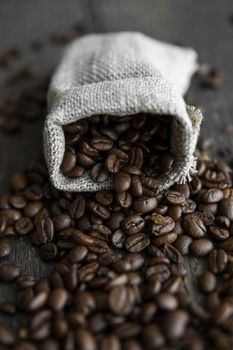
[[60, 148, 76, 174], [91, 136, 113, 151], [133, 197, 157, 213], [150, 214, 175, 235], [2, 209, 22, 225], [152, 232, 177, 247], [183, 214, 207, 238], [165, 191, 186, 205], [15, 217, 33, 234], [0, 264, 21, 282], [191, 239, 214, 257], [122, 214, 145, 235], [9, 195, 27, 209], [109, 285, 135, 316], [146, 264, 170, 282], [99, 334, 121, 350], [0, 238, 12, 259], [141, 323, 165, 349], [75, 329, 97, 350], [17, 275, 36, 289], [157, 292, 178, 311], [67, 246, 88, 263], [48, 288, 69, 311], [212, 302, 233, 325], [208, 225, 229, 240], [125, 233, 150, 252], [69, 197, 85, 219], [200, 189, 223, 203], [161, 309, 189, 340], [23, 201, 43, 218], [0, 324, 15, 345], [36, 218, 54, 244], [91, 163, 108, 183], [53, 214, 72, 231], [116, 191, 132, 208], [11, 172, 27, 191], [174, 235, 192, 256], [113, 172, 131, 192], [219, 198, 233, 220], [198, 271, 216, 293], [208, 249, 228, 274], [111, 229, 126, 248], [105, 149, 128, 173], [40, 243, 58, 261]]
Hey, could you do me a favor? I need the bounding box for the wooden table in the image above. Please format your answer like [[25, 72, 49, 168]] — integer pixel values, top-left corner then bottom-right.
[[0, 0, 233, 328]]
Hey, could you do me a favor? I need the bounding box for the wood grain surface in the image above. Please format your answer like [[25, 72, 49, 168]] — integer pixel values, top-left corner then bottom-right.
[[0, 0, 233, 327]]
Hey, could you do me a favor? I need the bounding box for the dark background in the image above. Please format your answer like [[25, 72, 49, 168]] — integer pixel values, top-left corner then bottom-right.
[[0, 0, 233, 327]]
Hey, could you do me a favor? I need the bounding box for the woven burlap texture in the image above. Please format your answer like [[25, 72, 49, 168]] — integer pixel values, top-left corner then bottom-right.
[[44, 32, 202, 192]]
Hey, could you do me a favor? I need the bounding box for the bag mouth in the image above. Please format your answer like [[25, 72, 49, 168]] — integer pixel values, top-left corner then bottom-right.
[[44, 76, 202, 192]]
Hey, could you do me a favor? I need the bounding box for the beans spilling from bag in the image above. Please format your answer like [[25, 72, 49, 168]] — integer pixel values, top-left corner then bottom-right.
[[60, 114, 175, 184], [1, 149, 233, 348]]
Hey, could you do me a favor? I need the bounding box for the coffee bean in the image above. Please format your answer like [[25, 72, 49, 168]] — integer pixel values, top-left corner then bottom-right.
[[0, 324, 15, 345], [208, 225, 229, 240], [99, 334, 121, 350], [15, 217, 33, 234], [36, 218, 54, 244], [183, 214, 207, 238], [174, 235, 192, 256], [133, 197, 157, 213], [9, 195, 27, 209], [157, 292, 178, 311], [60, 148, 76, 174], [48, 288, 69, 311], [11, 172, 27, 190], [191, 239, 214, 257], [109, 285, 135, 316], [198, 271, 216, 293], [91, 163, 108, 183], [150, 214, 175, 235], [2, 209, 22, 225], [165, 191, 186, 205], [208, 249, 228, 274], [75, 329, 97, 350], [40, 243, 58, 261], [0, 264, 21, 282], [161, 309, 189, 340], [146, 264, 170, 282], [125, 233, 150, 252], [141, 323, 165, 349], [17, 275, 36, 289], [69, 197, 85, 219], [200, 189, 223, 203], [0, 238, 12, 259], [219, 198, 233, 222], [116, 191, 132, 208], [113, 172, 131, 192], [53, 214, 72, 231], [28, 291, 48, 311], [105, 149, 128, 173], [67, 246, 88, 263], [122, 214, 145, 235], [23, 201, 43, 218], [212, 302, 233, 325]]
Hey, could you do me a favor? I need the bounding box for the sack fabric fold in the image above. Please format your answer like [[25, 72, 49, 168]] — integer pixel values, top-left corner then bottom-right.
[[44, 32, 202, 192]]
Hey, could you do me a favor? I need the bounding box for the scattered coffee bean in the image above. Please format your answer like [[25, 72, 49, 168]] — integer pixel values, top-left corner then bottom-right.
[[0, 238, 12, 259]]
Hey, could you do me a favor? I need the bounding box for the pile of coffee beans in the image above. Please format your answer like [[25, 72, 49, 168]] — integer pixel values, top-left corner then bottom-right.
[[61, 114, 174, 185], [0, 129, 233, 349]]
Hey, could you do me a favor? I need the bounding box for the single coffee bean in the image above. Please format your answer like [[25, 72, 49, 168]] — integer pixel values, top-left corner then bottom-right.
[[218, 198, 233, 220], [157, 292, 178, 311], [111, 229, 126, 248], [95, 190, 113, 206], [16, 275, 36, 289], [11, 172, 27, 190], [109, 285, 135, 316], [212, 302, 233, 325], [0, 264, 21, 282], [182, 214, 207, 238], [99, 334, 121, 350], [60, 148, 76, 174], [191, 239, 214, 257], [0, 238, 12, 259], [174, 235, 192, 256], [116, 191, 132, 208], [161, 309, 189, 340], [67, 246, 88, 263], [15, 217, 33, 234], [208, 249, 228, 274], [105, 149, 128, 173], [0, 324, 15, 345], [141, 323, 165, 349], [23, 201, 43, 218], [48, 288, 69, 311], [198, 271, 216, 293], [122, 214, 145, 235], [75, 329, 97, 350], [208, 225, 229, 240], [53, 213, 72, 231], [125, 233, 150, 252], [146, 264, 170, 282], [9, 195, 27, 209], [39, 243, 58, 261], [133, 197, 157, 213], [150, 214, 175, 235], [164, 191, 186, 205], [2, 209, 22, 225], [91, 163, 109, 183], [69, 197, 85, 219], [200, 189, 223, 203], [113, 172, 131, 192]]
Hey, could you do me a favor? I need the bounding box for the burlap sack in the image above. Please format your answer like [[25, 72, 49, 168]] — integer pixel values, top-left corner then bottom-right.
[[44, 32, 202, 192]]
